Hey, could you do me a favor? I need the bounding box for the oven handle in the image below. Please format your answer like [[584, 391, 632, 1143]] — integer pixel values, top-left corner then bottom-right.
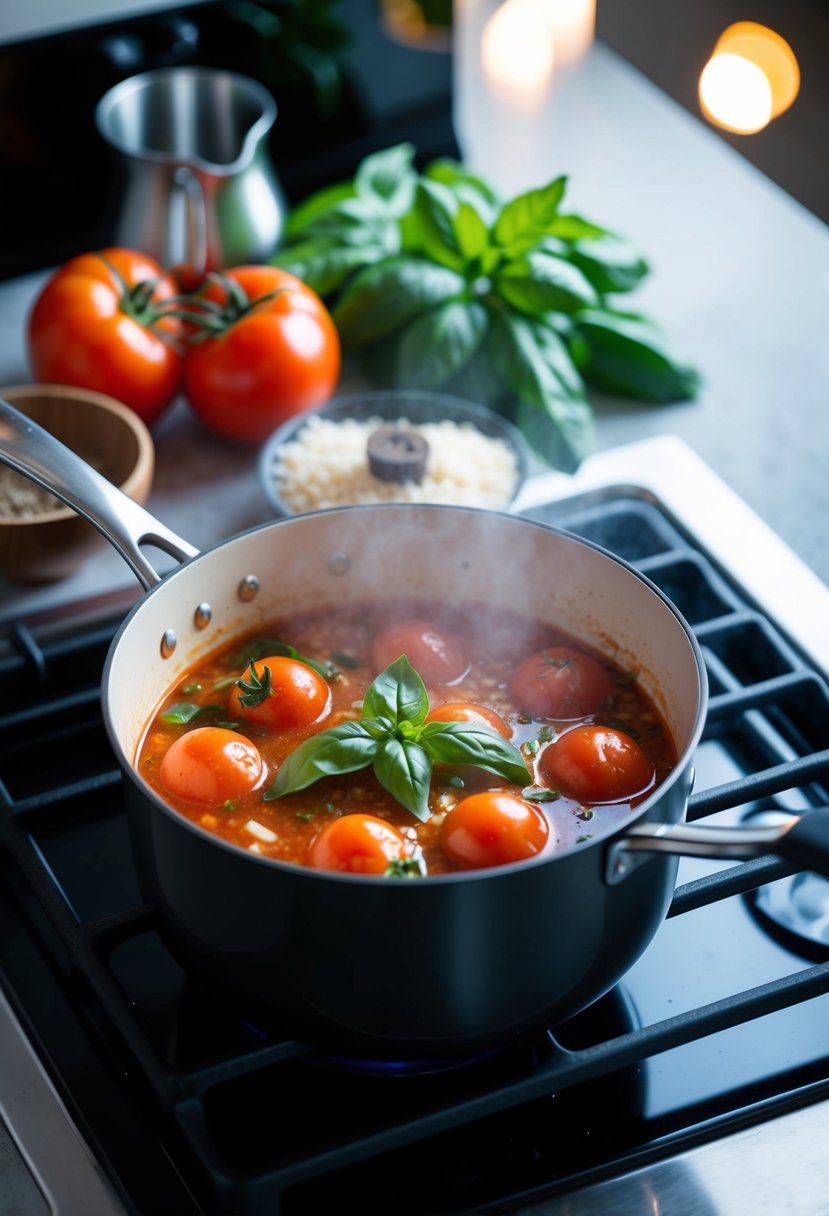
[[0, 397, 198, 590], [607, 801, 829, 884]]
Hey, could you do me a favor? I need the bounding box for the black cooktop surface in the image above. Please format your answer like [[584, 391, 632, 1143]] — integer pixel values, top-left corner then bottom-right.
[[1, 490, 828, 1215]]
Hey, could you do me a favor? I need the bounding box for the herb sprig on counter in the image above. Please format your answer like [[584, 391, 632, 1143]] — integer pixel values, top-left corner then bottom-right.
[[274, 144, 699, 472], [263, 656, 528, 820]]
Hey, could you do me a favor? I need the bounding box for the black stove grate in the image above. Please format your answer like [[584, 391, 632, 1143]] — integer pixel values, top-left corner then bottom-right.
[[1, 492, 828, 1215]]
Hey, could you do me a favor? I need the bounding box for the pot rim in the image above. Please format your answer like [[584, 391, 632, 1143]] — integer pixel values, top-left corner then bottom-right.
[[102, 502, 709, 886]]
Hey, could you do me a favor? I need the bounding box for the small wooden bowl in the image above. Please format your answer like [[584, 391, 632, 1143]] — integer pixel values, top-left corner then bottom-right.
[[0, 384, 155, 584]]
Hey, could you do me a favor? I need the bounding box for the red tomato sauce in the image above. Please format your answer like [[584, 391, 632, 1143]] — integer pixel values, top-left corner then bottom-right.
[[136, 601, 677, 875]]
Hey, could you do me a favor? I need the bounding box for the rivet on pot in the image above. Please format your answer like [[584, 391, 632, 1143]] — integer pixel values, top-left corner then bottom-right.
[[238, 575, 260, 602], [194, 603, 213, 630], [329, 553, 350, 576], [160, 629, 177, 659]]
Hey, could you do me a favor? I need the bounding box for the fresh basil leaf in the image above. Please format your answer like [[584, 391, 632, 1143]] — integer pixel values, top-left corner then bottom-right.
[[514, 395, 594, 473], [159, 702, 226, 725], [300, 196, 395, 250], [440, 341, 506, 411], [355, 142, 417, 215], [522, 787, 562, 802], [548, 213, 609, 241], [493, 310, 586, 400], [362, 656, 429, 727], [238, 637, 336, 681], [565, 236, 650, 294], [453, 201, 491, 262], [284, 179, 357, 239], [274, 240, 384, 297], [493, 176, 567, 250], [576, 310, 701, 402], [408, 179, 465, 272], [263, 721, 379, 800], [332, 256, 466, 350], [396, 300, 488, 390], [385, 856, 426, 878], [495, 251, 598, 314], [424, 159, 501, 222], [373, 738, 433, 821], [491, 312, 592, 472], [420, 722, 529, 785]]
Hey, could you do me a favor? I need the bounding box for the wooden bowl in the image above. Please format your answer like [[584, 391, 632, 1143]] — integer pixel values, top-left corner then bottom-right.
[[0, 384, 155, 583]]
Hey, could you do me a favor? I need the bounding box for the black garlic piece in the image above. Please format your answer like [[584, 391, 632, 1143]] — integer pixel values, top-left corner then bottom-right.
[[367, 426, 429, 484]]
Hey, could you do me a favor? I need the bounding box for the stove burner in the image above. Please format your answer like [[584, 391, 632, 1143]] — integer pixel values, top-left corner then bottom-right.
[[741, 809, 829, 960], [750, 873, 829, 960], [309, 1034, 548, 1079]]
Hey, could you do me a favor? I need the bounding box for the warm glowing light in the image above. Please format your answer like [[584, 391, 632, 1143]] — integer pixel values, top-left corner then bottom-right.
[[699, 53, 773, 134], [699, 23, 800, 134], [481, 0, 556, 110], [541, 0, 596, 66]]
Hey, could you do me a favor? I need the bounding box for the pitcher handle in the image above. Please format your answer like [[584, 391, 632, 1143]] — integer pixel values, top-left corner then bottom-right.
[[0, 398, 198, 591], [172, 166, 208, 280]]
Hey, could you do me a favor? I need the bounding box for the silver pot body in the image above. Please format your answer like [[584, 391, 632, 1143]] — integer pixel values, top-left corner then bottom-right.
[[102, 505, 706, 1052]]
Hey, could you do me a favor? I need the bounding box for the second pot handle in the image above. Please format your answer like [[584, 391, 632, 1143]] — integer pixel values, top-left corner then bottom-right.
[[607, 806, 829, 885], [0, 397, 198, 590]]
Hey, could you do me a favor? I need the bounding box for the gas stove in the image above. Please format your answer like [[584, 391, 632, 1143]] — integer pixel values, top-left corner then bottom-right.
[[1, 437, 828, 1215]]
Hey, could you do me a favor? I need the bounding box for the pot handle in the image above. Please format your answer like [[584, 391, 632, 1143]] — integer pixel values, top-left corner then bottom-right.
[[0, 397, 198, 590], [607, 806, 829, 885]]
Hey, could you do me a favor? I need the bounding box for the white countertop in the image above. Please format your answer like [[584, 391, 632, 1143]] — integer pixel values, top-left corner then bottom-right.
[[1, 38, 828, 622]]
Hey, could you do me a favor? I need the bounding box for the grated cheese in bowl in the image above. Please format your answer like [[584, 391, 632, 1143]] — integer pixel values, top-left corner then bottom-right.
[[259, 393, 528, 517]]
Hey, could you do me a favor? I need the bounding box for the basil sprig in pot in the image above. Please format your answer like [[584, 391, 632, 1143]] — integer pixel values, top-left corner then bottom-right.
[[274, 143, 700, 473], [264, 656, 528, 820]]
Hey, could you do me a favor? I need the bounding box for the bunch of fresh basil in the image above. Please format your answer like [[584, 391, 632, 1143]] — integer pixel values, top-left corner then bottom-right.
[[273, 143, 699, 472], [264, 656, 529, 820]]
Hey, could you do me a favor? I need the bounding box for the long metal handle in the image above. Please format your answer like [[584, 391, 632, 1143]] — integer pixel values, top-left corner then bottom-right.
[[607, 808, 829, 884], [0, 397, 198, 590]]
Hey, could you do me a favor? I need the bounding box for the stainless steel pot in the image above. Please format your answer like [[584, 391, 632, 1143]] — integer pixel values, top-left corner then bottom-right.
[[3, 397, 828, 1055]]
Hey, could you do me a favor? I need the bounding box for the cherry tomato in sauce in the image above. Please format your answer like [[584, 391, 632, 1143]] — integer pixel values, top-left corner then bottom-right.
[[508, 646, 613, 720], [539, 725, 655, 804], [425, 702, 512, 738], [228, 656, 331, 730], [440, 791, 549, 870], [306, 814, 406, 874], [159, 727, 264, 805], [370, 620, 468, 685]]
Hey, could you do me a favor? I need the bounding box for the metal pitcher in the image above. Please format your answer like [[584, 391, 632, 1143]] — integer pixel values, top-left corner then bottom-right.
[[96, 66, 286, 276]]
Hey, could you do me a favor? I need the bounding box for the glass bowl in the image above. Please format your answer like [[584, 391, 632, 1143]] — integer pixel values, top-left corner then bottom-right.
[[258, 391, 529, 518]]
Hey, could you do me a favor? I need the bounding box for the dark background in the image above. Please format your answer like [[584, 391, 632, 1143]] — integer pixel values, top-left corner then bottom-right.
[[0, 0, 826, 281]]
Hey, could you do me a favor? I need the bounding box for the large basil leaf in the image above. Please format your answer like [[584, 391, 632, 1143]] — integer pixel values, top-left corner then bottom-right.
[[274, 240, 383, 298], [355, 142, 417, 216], [362, 656, 428, 727], [453, 202, 491, 262], [298, 196, 394, 250], [493, 177, 567, 251], [420, 722, 529, 785], [565, 236, 650, 294], [576, 310, 701, 402], [495, 251, 598, 314], [514, 394, 595, 474], [491, 312, 592, 471], [395, 301, 488, 390], [548, 213, 608, 241], [263, 721, 380, 800], [373, 738, 433, 821], [407, 179, 465, 272], [332, 257, 466, 350], [424, 159, 501, 223], [283, 180, 356, 240]]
